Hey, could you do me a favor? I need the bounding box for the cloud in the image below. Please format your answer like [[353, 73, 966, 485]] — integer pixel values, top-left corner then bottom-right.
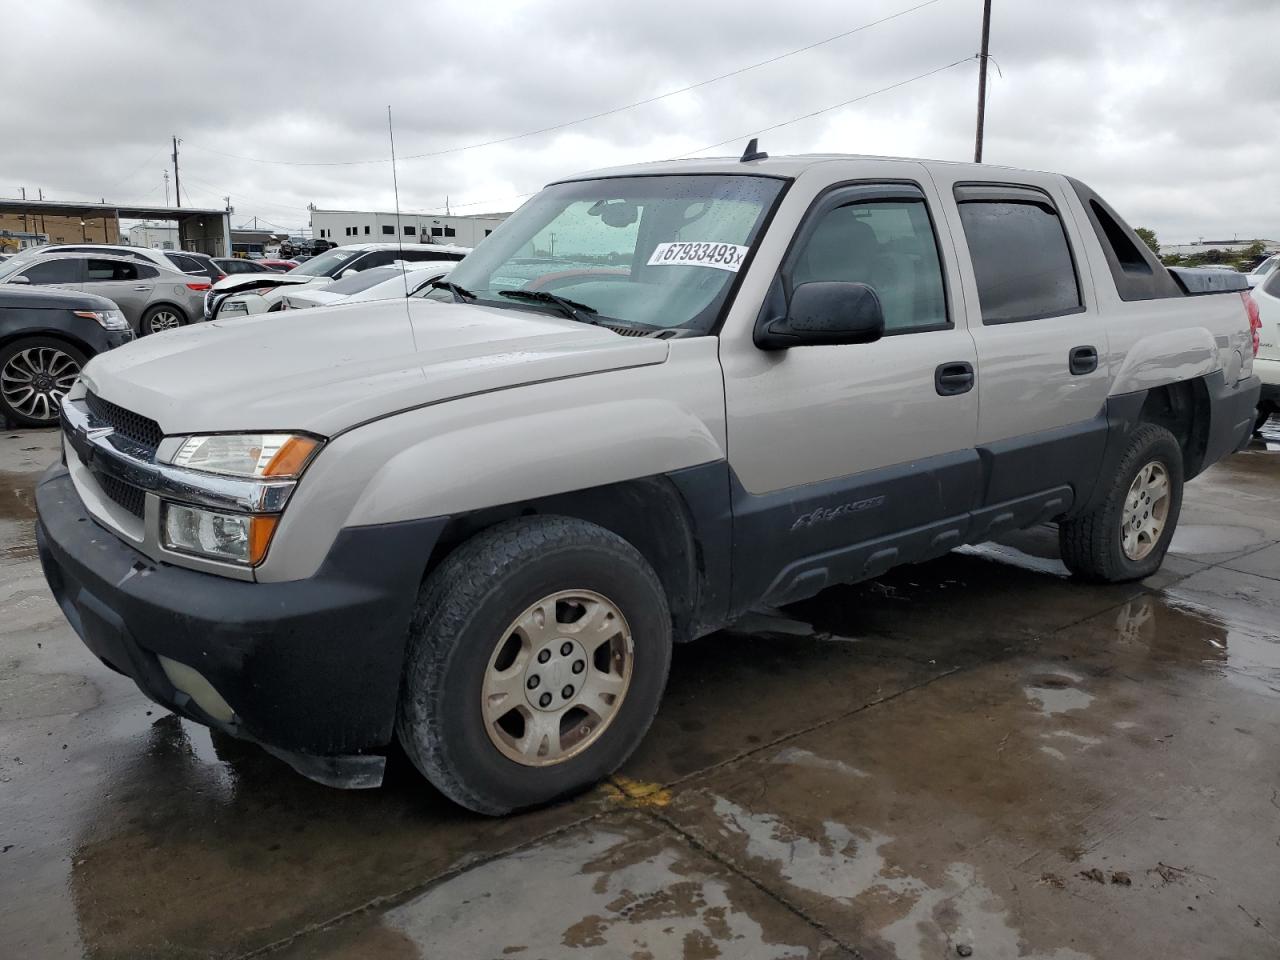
[[0, 0, 1276, 244]]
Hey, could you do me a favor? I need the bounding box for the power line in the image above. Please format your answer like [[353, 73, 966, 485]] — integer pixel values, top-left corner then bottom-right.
[[181, 0, 946, 168], [678, 55, 976, 157], [395, 54, 972, 217]]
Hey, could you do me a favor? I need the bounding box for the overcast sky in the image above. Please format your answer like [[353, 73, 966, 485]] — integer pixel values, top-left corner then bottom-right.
[[2, 0, 1277, 244]]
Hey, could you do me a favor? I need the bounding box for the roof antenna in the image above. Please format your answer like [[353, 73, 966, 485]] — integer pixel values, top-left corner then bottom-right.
[[388, 105, 418, 348], [740, 138, 768, 163]]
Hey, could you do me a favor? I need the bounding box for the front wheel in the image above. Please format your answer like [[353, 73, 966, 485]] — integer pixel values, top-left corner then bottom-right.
[[1059, 423, 1184, 582], [397, 516, 672, 815], [141, 305, 185, 336], [0, 337, 86, 428]]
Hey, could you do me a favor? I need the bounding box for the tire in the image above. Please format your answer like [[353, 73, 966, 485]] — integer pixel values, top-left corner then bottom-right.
[[141, 305, 186, 336], [1257, 406, 1274, 434], [397, 516, 672, 815], [0, 337, 87, 428], [1059, 423, 1184, 582]]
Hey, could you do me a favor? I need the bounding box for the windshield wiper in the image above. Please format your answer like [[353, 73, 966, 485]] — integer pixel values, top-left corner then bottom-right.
[[429, 279, 478, 302], [498, 289, 603, 326]]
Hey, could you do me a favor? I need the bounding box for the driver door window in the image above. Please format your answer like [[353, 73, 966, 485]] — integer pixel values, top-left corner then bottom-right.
[[20, 259, 82, 285], [790, 198, 949, 334]]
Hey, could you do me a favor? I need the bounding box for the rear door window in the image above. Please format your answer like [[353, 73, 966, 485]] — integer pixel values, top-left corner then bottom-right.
[[954, 185, 1083, 324], [86, 259, 141, 282]]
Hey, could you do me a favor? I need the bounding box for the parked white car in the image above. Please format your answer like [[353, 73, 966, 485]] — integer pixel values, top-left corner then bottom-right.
[[1250, 270, 1279, 428], [1247, 255, 1277, 289], [208, 243, 470, 319], [279, 263, 454, 310]]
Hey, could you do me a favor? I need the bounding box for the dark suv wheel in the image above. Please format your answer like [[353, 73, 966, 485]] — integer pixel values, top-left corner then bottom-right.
[[397, 516, 672, 815], [0, 337, 85, 428]]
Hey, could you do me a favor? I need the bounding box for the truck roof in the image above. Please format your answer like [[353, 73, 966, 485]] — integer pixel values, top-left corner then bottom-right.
[[555, 153, 1059, 183]]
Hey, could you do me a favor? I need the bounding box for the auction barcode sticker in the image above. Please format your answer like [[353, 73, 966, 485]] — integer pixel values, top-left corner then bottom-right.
[[647, 241, 749, 272]]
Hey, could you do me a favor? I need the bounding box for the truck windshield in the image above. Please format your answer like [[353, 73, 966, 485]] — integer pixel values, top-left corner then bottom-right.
[[433, 174, 785, 333]]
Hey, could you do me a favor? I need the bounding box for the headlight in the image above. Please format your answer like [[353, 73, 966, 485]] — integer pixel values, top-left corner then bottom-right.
[[162, 503, 277, 566], [167, 433, 320, 478], [219, 300, 249, 315], [74, 308, 130, 331]]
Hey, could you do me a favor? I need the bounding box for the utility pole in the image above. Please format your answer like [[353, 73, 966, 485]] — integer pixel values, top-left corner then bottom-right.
[[164, 170, 170, 206], [19, 187, 25, 200], [973, 0, 993, 163], [172, 135, 182, 208]]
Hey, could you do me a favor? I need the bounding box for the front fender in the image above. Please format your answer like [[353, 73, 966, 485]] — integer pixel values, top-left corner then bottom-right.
[[258, 339, 726, 582], [1110, 327, 1221, 395], [350, 397, 724, 526]]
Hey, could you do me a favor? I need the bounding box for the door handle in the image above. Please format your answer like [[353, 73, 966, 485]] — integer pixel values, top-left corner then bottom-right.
[[935, 361, 975, 396], [1069, 345, 1098, 375], [132, 284, 152, 291]]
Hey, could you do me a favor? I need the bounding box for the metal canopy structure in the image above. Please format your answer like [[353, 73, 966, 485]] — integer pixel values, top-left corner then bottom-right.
[[0, 198, 232, 256]]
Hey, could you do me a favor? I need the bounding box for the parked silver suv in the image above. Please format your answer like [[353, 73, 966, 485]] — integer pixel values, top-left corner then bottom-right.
[[0, 253, 209, 335], [36, 153, 1261, 814]]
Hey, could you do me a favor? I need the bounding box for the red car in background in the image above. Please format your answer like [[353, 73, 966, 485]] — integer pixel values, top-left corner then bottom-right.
[[259, 259, 300, 272]]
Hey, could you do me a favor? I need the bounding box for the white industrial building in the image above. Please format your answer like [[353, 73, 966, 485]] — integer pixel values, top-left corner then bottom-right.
[[309, 208, 509, 248], [126, 221, 180, 249], [1163, 239, 1280, 257]]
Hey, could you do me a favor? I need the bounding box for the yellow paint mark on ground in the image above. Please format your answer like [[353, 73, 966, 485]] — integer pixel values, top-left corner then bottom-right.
[[604, 775, 672, 808]]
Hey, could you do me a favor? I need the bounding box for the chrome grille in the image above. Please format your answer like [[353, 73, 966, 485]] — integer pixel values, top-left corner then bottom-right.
[[84, 392, 163, 452]]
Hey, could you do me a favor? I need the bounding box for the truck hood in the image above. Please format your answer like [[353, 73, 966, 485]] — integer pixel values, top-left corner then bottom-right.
[[80, 298, 669, 437]]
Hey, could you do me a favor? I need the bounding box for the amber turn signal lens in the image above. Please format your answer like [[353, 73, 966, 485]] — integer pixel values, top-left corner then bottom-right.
[[248, 515, 279, 566], [263, 436, 319, 478]]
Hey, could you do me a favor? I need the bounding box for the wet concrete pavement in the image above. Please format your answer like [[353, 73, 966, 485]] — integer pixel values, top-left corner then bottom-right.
[[2, 427, 1279, 959]]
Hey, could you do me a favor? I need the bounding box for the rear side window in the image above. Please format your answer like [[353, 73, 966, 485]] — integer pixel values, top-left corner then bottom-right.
[[1264, 269, 1280, 298], [166, 254, 201, 274], [21, 259, 80, 284], [87, 259, 140, 282], [401, 249, 464, 264], [954, 186, 1082, 324], [1067, 178, 1182, 301]]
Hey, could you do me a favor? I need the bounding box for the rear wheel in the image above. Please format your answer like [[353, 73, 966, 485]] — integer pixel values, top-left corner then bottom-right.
[[397, 516, 672, 815], [0, 337, 86, 428], [142, 305, 185, 336], [1059, 423, 1184, 582]]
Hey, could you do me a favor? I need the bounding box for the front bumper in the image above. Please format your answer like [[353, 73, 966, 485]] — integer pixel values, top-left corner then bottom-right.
[[36, 465, 445, 788]]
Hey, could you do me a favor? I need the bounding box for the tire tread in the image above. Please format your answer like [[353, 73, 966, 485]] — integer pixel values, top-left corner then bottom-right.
[[397, 515, 669, 814]]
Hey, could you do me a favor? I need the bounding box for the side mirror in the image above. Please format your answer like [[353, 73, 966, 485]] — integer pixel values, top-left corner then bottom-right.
[[9, 275, 31, 285], [755, 281, 885, 350], [340, 268, 358, 279]]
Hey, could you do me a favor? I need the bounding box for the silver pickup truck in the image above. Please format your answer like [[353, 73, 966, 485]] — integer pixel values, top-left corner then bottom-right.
[[36, 153, 1262, 814]]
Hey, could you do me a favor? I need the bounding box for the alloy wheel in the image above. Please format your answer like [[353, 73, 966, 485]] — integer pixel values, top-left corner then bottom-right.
[[147, 310, 181, 333], [0, 346, 80, 424], [1121, 460, 1170, 561], [481, 589, 633, 766]]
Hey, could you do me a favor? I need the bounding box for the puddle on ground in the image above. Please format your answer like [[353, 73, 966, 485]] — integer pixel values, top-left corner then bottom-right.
[[769, 746, 870, 779], [1023, 672, 1095, 717], [709, 796, 1091, 960], [0, 471, 38, 522], [380, 820, 820, 959]]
